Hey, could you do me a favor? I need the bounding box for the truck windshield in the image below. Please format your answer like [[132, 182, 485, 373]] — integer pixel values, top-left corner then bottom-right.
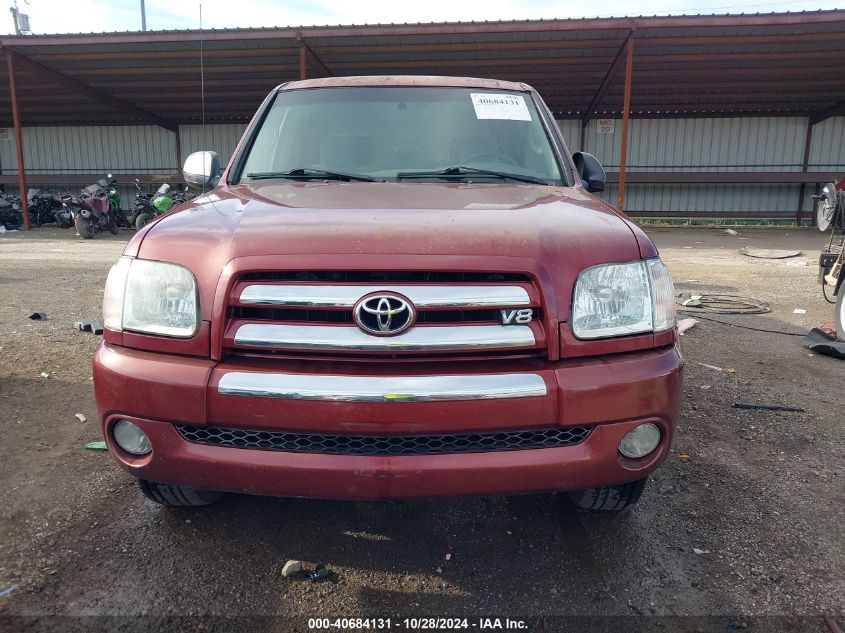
[[238, 87, 565, 184]]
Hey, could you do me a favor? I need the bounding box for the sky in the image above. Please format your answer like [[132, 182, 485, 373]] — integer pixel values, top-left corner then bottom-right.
[[2, 0, 842, 34]]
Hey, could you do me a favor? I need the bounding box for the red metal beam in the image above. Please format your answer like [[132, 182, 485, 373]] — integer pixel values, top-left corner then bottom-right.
[[5, 50, 29, 230], [4, 48, 178, 132], [617, 37, 634, 211], [299, 40, 306, 80], [582, 30, 634, 127], [796, 119, 814, 224], [298, 36, 332, 77]]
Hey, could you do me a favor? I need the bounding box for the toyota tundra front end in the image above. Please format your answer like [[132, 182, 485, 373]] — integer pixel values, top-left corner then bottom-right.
[[93, 76, 683, 511]]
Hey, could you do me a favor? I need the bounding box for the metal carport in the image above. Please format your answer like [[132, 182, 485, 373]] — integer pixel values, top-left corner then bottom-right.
[[2, 10, 845, 228]]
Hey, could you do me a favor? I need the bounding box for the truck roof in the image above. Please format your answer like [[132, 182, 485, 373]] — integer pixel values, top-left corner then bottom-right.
[[280, 75, 532, 92]]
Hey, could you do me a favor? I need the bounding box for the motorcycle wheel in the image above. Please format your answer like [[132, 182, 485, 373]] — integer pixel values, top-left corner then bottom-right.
[[74, 215, 96, 239], [32, 209, 42, 228], [1, 210, 23, 231], [108, 213, 119, 235], [135, 213, 154, 231]]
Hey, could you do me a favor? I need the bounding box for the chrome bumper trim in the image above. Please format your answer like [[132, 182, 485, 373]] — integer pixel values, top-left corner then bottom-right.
[[217, 372, 547, 402], [239, 284, 531, 308], [233, 323, 536, 351]]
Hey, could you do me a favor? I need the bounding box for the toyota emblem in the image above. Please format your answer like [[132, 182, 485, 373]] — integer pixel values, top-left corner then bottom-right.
[[354, 293, 416, 336]]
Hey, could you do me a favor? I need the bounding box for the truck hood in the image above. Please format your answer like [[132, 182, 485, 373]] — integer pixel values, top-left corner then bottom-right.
[[135, 182, 646, 320]]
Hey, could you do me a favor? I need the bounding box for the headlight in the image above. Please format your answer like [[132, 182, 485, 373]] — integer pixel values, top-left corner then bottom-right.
[[103, 256, 199, 338], [571, 258, 675, 339]]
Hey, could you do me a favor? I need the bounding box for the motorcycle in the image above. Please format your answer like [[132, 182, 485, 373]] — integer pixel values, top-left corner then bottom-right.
[[54, 193, 76, 229], [0, 193, 23, 231], [132, 180, 189, 230], [27, 188, 67, 227], [72, 174, 122, 239]]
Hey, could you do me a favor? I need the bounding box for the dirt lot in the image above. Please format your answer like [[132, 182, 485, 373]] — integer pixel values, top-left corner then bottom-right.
[[0, 226, 842, 632]]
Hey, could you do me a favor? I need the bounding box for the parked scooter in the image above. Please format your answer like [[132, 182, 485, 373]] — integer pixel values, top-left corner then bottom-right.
[[72, 174, 121, 239]]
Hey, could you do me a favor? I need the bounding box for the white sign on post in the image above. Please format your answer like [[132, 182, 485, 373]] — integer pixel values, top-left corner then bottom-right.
[[0, 128, 11, 142], [597, 119, 615, 134]]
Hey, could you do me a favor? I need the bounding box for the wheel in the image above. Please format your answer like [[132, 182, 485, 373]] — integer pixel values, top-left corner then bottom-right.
[[74, 215, 95, 239], [108, 213, 119, 235], [568, 477, 648, 512], [2, 211, 23, 231], [835, 283, 845, 341], [135, 212, 154, 230], [137, 479, 223, 507]]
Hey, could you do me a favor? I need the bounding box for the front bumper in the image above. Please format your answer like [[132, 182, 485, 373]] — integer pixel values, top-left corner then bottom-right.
[[93, 343, 683, 500]]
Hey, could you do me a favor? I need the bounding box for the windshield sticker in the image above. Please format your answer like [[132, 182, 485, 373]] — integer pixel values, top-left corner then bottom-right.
[[470, 93, 532, 121]]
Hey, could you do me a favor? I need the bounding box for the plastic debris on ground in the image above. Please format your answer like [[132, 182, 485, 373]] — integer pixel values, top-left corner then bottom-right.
[[693, 548, 709, 555], [732, 402, 805, 413], [804, 328, 845, 360], [738, 246, 802, 259], [282, 560, 303, 577], [74, 321, 104, 335], [0, 584, 18, 598], [307, 564, 331, 582], [75, 413, 87, 423], [786, 260, 808, 267], [724, 229, 739, 236], [84, 441, 108, 451], [793, 309, 807, 315], [677, 318, 698, 335], [28, 312, 48, 320], [40, 372, 50, 379], [698, 363, 736, 373]]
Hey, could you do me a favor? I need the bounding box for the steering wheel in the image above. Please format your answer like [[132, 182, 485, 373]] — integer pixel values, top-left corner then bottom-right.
[[459, 152, 518, 167]]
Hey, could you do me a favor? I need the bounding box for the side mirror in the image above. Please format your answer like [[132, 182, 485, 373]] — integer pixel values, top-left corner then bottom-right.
[[572, 152, 606, 193], [183, 151, 221, 188]]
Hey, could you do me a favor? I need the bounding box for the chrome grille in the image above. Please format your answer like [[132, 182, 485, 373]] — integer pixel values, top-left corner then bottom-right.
[[224, 272, 545, 357], [176, 424, 593, 455]]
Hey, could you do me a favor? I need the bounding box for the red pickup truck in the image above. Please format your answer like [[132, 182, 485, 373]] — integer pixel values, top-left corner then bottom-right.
[[94, 76, 683, 511]]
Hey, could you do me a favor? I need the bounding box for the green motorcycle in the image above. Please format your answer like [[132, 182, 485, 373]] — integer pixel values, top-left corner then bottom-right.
[[134, 183, 188, 230]]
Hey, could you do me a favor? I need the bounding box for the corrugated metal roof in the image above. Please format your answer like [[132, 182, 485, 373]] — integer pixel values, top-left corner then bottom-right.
[[1, 10, 844, 126]]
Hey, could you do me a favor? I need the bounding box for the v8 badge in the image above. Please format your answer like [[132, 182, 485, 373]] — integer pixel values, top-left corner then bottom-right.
[[500, 308, 533, 325]]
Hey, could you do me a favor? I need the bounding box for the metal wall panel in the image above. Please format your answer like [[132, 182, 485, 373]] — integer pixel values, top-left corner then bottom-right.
[[178, 124, 247, 167], [0, 125, 177, 174], [809, 116, 845, 169], [556, 116, 845, 214], [1, 117, 842, 219]]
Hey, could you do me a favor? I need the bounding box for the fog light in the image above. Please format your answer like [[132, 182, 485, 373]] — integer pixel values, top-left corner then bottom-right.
[[113, 420, 152, 455], [618, 423, 661, 459]]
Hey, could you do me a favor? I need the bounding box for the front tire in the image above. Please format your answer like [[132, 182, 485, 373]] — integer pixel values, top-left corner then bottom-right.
[[135, 212, 154, 231], [108, 213, 119, 235], [137, 479, 223, 506], [568, 477, 648, 512], [74, 215, 95, 239]]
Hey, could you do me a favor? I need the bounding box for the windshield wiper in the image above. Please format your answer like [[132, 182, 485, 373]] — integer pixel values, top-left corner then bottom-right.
[[247, 168, 377, 182], [396, 166, 551, 185]]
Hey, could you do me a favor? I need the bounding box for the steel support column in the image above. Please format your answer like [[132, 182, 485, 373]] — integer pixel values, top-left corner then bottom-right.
[[796, 118, 814, 226], [616, 37, 634, 212], [6, 50, 30, 230], [299, 40, 307, 80]]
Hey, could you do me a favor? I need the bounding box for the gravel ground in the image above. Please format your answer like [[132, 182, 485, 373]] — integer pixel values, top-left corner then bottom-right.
[[0, 226, 842, 633]]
